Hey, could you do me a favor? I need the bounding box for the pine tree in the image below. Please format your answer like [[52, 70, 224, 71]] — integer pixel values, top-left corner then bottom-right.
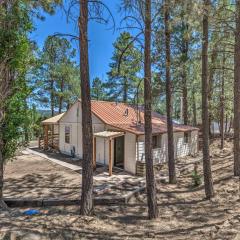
[[35, 36, 79, 116], [201, 0, 214, 199], [106, 31, 141, 103], [91, 77, 105, 100], [234, 0, 240, 176], [79, 0, 94, 215], [144, 0, 159, 219], [164, 0, 176, 184]]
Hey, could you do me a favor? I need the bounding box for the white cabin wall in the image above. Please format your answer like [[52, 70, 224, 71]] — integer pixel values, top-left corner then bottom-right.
[[95, 138, 113, 166], [96, 137, 105, 165], [137, 133, 168, 163], [174, 132, 189, 158], [59, 101, 105, 158], [174, 131, 199, 158], [124, 133, 136, 174], [53, 124, 59, 134], [190, 130, 198, 155], [159, 133, 168, 162]]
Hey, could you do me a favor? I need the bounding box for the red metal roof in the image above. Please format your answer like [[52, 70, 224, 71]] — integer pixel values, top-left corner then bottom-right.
[[90, 100, 198, 135]]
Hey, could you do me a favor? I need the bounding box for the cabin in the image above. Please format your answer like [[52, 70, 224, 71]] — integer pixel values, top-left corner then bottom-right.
[[40, 100, 199, 176]]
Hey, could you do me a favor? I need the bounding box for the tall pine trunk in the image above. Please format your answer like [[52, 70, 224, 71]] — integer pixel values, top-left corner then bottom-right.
[[0, 130, 3, 199], [220, 55, 225, 150], [144, 0, 158, 219], [79, 0, 94, 215], [59, 77, 64, 114], [50, 77, 54, 117], [202, 0, 214, 199], [234, 0, 240, 176], [164, 0, 176, 184], [208, 48, 217, 138], [182, 22, 189, 125], [192, 91, 197, 126], [123, 77, 128, 103]]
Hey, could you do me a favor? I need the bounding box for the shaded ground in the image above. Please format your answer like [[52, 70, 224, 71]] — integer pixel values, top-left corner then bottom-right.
[[1, 140, 240, 239], [29, 147, 83, 167], [3, 151, 144, 200], [3, 154, 81, 199]]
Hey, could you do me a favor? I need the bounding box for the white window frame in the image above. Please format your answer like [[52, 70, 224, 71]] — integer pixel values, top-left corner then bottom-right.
[[152, 135, 162, 149], [184, 132, 190, 144], [65, 125, 71, 144]]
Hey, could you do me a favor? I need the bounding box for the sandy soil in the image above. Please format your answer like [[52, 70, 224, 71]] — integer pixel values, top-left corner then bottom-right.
[[1, 140, 240, 239], [3, 151, 144, 200], [3, 154, 81, 199]]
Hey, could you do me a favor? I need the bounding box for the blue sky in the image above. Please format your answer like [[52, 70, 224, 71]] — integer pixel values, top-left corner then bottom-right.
[[30, 1, 123, 82]]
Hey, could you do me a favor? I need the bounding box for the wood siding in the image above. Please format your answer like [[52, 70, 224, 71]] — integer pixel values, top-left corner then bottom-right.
[[137, 131, 198, 164]]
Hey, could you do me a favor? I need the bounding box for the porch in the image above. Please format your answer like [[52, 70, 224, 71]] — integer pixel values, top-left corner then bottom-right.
[[39, 113, 64, 150], [93, 131, 125, 176]]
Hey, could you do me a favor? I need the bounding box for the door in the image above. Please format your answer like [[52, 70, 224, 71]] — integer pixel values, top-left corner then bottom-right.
[[114, 136, 124, 168]]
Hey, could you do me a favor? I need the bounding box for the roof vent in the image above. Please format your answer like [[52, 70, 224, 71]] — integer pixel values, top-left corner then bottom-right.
[[124, 108, 129, 117]]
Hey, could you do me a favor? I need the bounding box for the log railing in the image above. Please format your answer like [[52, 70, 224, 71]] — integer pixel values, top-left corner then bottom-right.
[[39, 133, 59, 150]]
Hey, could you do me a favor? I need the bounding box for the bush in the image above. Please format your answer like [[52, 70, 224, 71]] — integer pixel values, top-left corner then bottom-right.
[[191, 163, 202, 187]]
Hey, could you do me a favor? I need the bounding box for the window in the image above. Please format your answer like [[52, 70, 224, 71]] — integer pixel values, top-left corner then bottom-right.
[[65, 126, 70, 144], [184, 132, 190, 144], [152, 135, 162, 149]]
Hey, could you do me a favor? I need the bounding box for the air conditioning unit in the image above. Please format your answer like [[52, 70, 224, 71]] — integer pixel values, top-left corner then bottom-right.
[[71, 146, 76, 158]]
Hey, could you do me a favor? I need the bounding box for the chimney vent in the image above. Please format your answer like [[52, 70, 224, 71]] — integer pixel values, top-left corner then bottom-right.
[[124, 108, 129, 117]]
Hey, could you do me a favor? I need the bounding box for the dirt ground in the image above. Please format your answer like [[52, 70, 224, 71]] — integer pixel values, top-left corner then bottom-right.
[[3, 153, 81, 199], [3, 150, 144, 200], [1, 140, 240, 239]]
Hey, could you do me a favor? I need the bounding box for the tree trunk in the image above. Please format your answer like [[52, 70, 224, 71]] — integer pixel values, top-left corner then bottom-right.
[[144, 0, 158, 220], [24, 99, 29, 144], [79, 0, 94, 215], [165, 0, 176, 184], [192, 91, 197, 126], [50, 77, 54, 117], [220, 55, 225, 150], [208, 48, 217, 139], [182, 77, 188, 125], [181, 22, 189, 126], [59, 77, 64, 114], [234, 0, 240, 176], [123, 77, 128, 103], [224, 115, 228, 134], [228, 116, 232, 133], [0, 135, 3, 199], [201, 0, 214, 199]]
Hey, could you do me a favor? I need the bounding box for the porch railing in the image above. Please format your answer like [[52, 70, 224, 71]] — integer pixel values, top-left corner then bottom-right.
[[39, 133, 59, 150]]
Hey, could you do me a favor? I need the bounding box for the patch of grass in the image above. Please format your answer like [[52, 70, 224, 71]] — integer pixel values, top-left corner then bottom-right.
[[191, 163, 202, 187]]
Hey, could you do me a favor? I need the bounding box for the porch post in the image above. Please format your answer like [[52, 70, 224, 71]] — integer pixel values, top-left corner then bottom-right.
[[44, 125, 48, 150], [38, 136, 40, 149], [93, 136, 96, 170], [109, 138, 112, 176]]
